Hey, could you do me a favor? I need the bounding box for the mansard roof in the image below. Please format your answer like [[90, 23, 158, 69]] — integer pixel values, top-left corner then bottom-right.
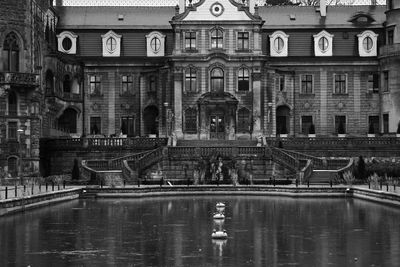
[[259, 5, 386, 29], [56, 4, 386, 30], [56, 6, 175, 29]]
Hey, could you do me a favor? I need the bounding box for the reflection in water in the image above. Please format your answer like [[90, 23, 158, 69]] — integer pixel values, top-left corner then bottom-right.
[[0, 197, 399, 266]]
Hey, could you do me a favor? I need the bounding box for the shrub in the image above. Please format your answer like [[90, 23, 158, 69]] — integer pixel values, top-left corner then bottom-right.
[[356, 156, 366, 180], [368, 173, 380, 190], [343, 170, 355, 186]]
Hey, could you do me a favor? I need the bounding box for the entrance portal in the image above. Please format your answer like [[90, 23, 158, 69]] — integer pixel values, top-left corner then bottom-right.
[[210, 115, 225, 140]]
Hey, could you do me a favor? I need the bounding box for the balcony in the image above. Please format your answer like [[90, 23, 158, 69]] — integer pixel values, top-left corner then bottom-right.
[[0, 72, 40, 88], [379, 44, 400, 58]]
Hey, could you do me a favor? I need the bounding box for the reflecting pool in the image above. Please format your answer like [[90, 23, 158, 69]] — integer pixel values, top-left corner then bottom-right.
[[1, 196, 400, 266]]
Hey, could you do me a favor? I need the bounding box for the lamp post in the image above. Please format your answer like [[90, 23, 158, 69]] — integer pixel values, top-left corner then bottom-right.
[[17, 128, 24, 183], [163, 102, 169, 137]]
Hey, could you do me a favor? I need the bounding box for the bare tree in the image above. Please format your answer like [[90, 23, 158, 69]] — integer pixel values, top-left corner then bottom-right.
[[293, 0, 356, 5]]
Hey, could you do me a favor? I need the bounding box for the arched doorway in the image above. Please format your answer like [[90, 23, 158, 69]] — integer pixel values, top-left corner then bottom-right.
[[143, 105, 159, 136], [58, 108, 78, 133], [276, 105, 290, 135]]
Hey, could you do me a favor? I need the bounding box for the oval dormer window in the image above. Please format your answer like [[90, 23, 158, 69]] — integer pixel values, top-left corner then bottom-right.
[[151, 37, 161, 53], [210, 2, 224, 17], [318, 37, 329, 52], [62, 37, 72, 52], [363, 36, 373, 52], [106, 37, 117, 53], [274, 37, 284, 53]]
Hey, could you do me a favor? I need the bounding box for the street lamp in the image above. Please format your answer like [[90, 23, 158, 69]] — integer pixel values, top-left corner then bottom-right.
[[17, 128, 24, 180], [163, 102, 169, 137]]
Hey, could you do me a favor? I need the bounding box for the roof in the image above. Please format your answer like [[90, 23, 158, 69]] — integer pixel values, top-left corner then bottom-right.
[[259, 5, 386, 29], [56, 6, 176, 29], [56, 5, 386, 30]]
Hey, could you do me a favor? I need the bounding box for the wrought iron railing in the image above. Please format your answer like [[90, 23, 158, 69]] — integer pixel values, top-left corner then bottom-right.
[[0, 72, 40, 87], [271, 147, 299, 173]]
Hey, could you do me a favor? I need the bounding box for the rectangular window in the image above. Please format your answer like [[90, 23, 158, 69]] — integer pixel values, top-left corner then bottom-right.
[[335, 115, 346, 134], [238, 68, 249, 91], [211, 29, 223, 49], [388, 29, 394, 45], [301, 116, 313, 135], [237, 32, 249, 50], [301, 75, 313, 94], [334, 74, 347, 94], [90, 117, 101, 135], [89, 75, 101, 95], [368, 115, 380, 134], [185, 32, 196, 50], [121, 75, 133, 95], [121, 116, 135, 137], [367, 73, 379, 93], [185, 68, 197, 93], [383, 71, 389, 92], [184, 109, 197, 133], [279, 75, 285, 92], [7, 121, 17, 140], [383, 114, 389, 134]]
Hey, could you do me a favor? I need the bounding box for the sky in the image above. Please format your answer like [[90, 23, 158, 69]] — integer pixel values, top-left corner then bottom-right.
[[56, 0, 386, 6]]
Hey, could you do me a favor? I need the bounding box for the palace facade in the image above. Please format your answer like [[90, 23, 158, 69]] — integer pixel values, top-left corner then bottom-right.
[[0, 0, 400, 176]]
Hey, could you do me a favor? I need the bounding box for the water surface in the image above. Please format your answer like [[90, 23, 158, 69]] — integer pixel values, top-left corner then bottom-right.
[[0, 196, 399, 266]]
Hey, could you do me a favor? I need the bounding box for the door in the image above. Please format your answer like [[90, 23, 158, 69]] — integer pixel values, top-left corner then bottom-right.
[[210, 115, 225, 139]]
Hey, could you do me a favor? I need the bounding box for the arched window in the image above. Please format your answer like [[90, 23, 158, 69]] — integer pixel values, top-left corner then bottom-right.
[[8, 91, 17, 116], [237, 108, 250, 133], [211, 68, 224, 93], [211, 29, 223, 49], [238, 68, 249, 91], [63, 75, 71, 93], [184, 108, 197, 133], [45, 70, 54, 94], [3, 32, 20, 72], [185, 68, 197, 93]]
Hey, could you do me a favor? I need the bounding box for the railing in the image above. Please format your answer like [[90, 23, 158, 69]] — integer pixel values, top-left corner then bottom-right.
[[41, 137, 168, 151], [280, 148, 324, 167], [0, 72, 40, 87], [108, 151, 150, 170], [271, 147, 299, 173], [299, 159, 313, 184], [167, 146, 269, 159]]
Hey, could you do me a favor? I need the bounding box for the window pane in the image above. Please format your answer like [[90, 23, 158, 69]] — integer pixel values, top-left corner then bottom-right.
[[301, 116, 313, 134], [90, 117, 101, 134]]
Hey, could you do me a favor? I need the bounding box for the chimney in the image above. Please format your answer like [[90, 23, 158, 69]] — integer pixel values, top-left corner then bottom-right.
[[179, 0, 186, 13], [55, 0, 63, 6], [249, 0, 255, 14], [320, 0, 326, 17]]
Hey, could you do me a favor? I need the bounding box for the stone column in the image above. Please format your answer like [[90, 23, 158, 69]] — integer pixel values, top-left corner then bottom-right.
[[253, 27, 262, 55], [252, 71, 262, 137], [108, 72, 115, 135], [174, 71, 183, 138], [199, 104, 208, 140]]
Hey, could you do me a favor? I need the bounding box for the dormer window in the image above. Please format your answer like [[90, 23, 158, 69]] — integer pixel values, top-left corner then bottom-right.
[[357, 30, 378, 57], [270, 31, 289, 57], [146, 31, 166, 57], [314, 30, 333, 57], [101, 30, 121, 57], [57, 31, 78, 54]]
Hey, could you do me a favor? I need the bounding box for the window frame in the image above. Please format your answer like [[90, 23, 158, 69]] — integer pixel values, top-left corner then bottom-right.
[[300, 74, 313, 94], [333, 74, 348, 94], [185, 31, 197, 51], [335, 115, 347, 134], [90, 116, 101, 135], [121, 75, 134, 95], [237, 31, 249, 51], [120, 116, 135, 137], [3, 32, 20, 72], [367, 73, 379, 93], [237, 67, 250, 92], [185, 67, 197, 93], [89, 75, 102, 96], [301, 115, 313, 135], [7, 121, 18, 140], [210, 28, 224, 50], [184, 108, 197, 134], [237, 108, 251, 133], [210, 67, 224, 93]]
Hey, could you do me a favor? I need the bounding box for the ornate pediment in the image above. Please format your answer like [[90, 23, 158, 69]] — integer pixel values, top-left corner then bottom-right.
[[174, 0, 261, 22]]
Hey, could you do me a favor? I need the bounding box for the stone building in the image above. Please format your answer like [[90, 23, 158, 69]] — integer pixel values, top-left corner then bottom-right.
[[0, 0, 399, 176]]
